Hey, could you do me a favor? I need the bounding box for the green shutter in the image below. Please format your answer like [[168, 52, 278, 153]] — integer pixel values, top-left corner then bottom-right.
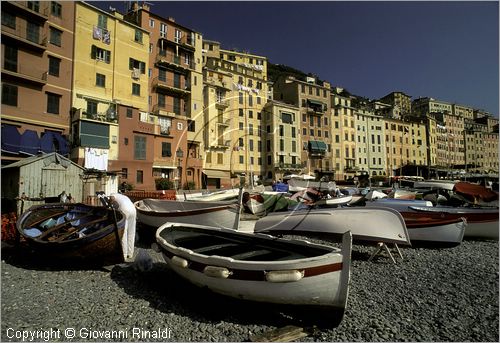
[[91, 45, 96, 59]]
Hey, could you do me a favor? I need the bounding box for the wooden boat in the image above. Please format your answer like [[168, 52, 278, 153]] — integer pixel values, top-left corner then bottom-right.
[[135, 199, 240, 230], [154, 222, 352, 319], [16, 202, 125, 263], [407, 206, 499, 240], [402, 215, 466, 246], [254, 207, 410, 246]]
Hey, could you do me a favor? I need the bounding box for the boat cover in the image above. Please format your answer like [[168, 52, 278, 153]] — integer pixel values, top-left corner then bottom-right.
[[453, 182, 498, 203]]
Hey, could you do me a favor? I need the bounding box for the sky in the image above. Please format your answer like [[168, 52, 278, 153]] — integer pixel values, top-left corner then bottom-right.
[[92, 1, 499, 116]]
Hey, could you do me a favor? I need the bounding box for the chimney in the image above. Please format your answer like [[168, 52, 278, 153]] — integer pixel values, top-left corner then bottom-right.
[[168, 17, 175, 22]]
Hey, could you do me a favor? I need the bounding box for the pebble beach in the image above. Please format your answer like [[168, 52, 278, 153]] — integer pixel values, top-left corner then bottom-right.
[[1, 227, 498, 342]]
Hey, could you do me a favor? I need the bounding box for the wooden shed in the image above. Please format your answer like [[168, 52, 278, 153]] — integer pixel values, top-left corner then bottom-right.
[[1, 153, 85, 213]]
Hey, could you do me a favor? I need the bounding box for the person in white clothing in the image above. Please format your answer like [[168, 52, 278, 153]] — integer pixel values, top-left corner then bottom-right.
[[109, 193, 137, 262]]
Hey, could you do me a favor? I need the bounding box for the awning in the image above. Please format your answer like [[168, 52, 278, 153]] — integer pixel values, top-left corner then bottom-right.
[[53, 132, 69, 156], [307, 99, 325, 107], [1, 125, 21, 154], [203, 169, 231, 179], [308, 140, 327, 153], [19, 130, 40, 155], [40, 132, 55, 153]]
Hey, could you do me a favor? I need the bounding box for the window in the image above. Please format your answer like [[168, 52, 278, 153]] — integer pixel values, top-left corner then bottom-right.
[[281, 112, 293, 124], [239, 155, 244, 164], [239, 109, 244, 117], [51, 1, 62, 17], [97, 14, 107, 29], [136, 170, 143, 184], [121, 168, 128, 179], [124, 138, 129, 145], [4, 46, 17, 72], [1, 84, 17, 106], [239, 138, 244, 147], [25, 1, 40, 13], [134, 136, 146, 160], [159, 117, 171, 135], [174, 29, 182, 43], [134, 29, 143, 43], [187, 120, 195, 132], [279, 125, 284, 136], [291, 127, 296, 138], [26, 22, 40, 43], [132, 83, 140, 96], [160, 23, 167, 37], [48, 56, 61, 76], [248, 95, 253, 106], [50, 27, 62, 46], [249, 139, 254, 151], [239, 92, 243, 104], [162, 142, 172, 157], [249, 110, 253, 118], [1, 11, 16, 28], [46, 92, 60, 114], [149, 19, 155, 27], [249, 124, 253, 135], [91, 45, 111, 63], [128, 58, 146, 73], [86, 100, 97, 115], [126, 108, 133, 118], [96, 73, 105, 87]]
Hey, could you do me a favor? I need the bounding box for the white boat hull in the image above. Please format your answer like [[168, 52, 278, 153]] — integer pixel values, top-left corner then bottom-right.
[[155, 223, 352, 311], [407, 218, 466, 245], [135, 199, 240, 229], [408, 206, 499, 240], [254, 207, 410, 245], [287, 179, 337, 192]]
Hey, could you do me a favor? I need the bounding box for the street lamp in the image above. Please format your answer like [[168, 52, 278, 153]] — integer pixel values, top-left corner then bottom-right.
[[176, 148, 183, 189]]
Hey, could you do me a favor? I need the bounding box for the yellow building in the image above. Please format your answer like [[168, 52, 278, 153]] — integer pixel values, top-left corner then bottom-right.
[[202, 62, 233, 188], [262, 100, 302, 181], [203, 41, 268, 186], [71, 2, 149, 184], [331, 90, 356, 180]]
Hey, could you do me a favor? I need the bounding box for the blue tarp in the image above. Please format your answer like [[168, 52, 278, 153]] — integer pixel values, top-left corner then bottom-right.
[[1, 125, 21, 154], [20, 130, 40, 155], [53, 132, 69, 156], [40, 131, 55, 153]]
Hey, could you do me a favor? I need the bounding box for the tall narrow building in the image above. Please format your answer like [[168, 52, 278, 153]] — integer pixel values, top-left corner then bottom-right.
[[124, 3, 204, 190], [71, 2, 150, 191], [2, 1, 74, 166]]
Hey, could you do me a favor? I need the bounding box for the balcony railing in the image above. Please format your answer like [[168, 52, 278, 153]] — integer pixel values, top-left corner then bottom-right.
[[160, 34, 196, 51], [152, 104, 186, 117], [3, 1, 49, 20], [1, 23, 47, 50], [152, 76, 191, 95], [155, 52, 196, 70], [214, 99, 230, 109], [275, 163, 303, 170], [81, 110, 118, 124], [1, 63, 47, 85]]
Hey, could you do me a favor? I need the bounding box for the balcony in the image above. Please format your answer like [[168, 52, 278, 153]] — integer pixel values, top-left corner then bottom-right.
[[210, 140, 231, 149], [204, 76, 231, 90], [216, 117, 230, 127], [1, 24, 47, 51], [155, 52, 195, 71], [1, 64, 47, 86], [3, 1, 49, 21], [71, 108, 118, 125], [152, 76, 191, 96], [275, 163, 303, 170], [152, 104, 186, 118], [214, 99, 230, 109], [159, 35, 196, 52]]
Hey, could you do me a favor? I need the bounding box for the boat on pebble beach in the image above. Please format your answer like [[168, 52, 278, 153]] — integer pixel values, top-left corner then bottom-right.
[[403, 216, 467, 246], [16, 202, 126, 263], [135, 198, 241, 230], [253, 207, 411, 246], [154, 222, 352, 323]]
